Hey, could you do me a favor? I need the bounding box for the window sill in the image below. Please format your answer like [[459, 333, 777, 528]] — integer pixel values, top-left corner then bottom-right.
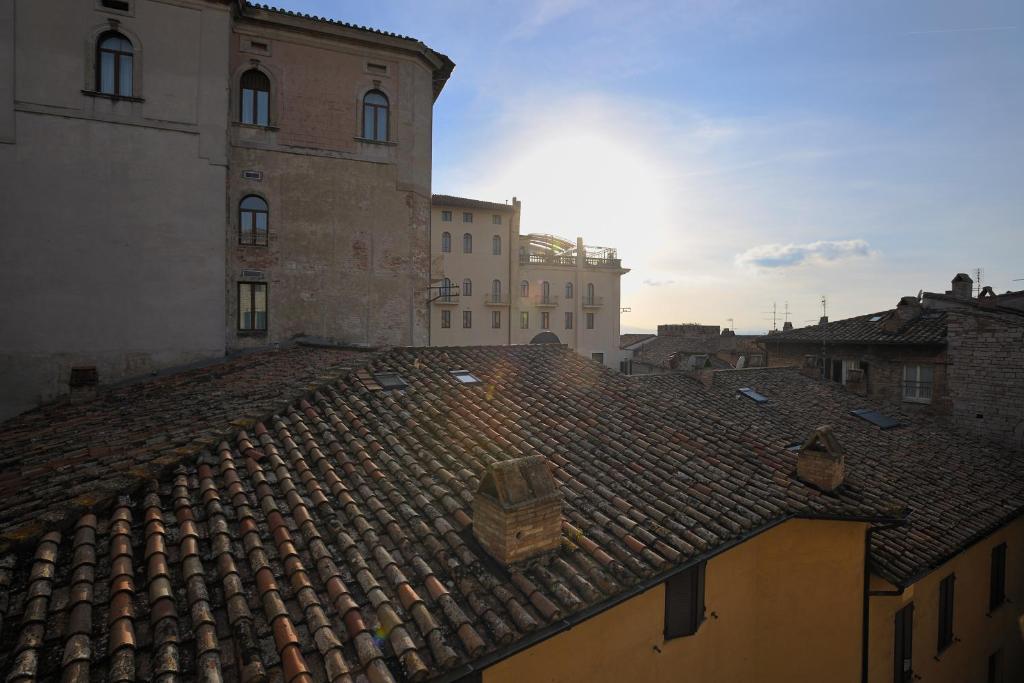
[[902, 397, 933, 405], [237, 330, 268, 337], [81, 90, 144, 103], [354, 136, 397, 146], [238, 243, 270, 248], [235, 122, 280, 131]]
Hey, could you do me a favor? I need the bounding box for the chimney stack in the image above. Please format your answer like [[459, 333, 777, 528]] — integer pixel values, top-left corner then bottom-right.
[[818, 316, 828, 326], [473, 455, 562, 566], [883, 296, 921, 332], [795, 425, 846, 492], [950, 273, 973, 299], [783, 321, 794, 331]]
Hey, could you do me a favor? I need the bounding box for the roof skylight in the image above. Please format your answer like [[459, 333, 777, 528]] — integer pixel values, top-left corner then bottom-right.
[[374, 372, 408, 390], [868, 315, 884, 322], [738, 387, 768, 403], [450, 369, 482, 385], [850, 408, 900, 429]]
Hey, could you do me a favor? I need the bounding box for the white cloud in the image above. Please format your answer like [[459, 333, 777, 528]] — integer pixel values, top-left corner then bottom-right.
[[735, 239, 872, 270]]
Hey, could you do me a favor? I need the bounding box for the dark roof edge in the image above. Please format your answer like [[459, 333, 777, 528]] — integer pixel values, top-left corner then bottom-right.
[[758, 336, 946, 347], [432, 194, 517, 212], [433, 510, 897, 683]]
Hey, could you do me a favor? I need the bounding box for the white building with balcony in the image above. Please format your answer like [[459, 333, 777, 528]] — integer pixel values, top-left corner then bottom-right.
[[429, 195, 629, 369]]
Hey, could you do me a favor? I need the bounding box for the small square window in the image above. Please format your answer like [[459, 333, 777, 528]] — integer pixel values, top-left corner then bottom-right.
[[441, 210, 452, 222], [463, 212, 473, 223], [374, 372, 408, 390], [492, 214, 502, 225], [450, 370, 482, 385]]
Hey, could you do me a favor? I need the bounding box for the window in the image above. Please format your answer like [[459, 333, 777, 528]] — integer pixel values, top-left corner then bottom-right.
[[462, 310, 472, 328], [374, 372, 407, 390], [989, 543, 1007, 611], [565, 282, 573, 299], [586, 312, 595, 329], [520, 311, 529, 329], [463, 212, 473, 223], [541, 281, 551, 303], [441, 310, 451, 328], [492, 235, 502, 255], [586, 282, 595, 305], [850, 408, 901, 430], [462, 279, 472, 297], [565, 312, 573, 329], [937, 574, 955, 652], [520, 280, 529, 297], [450, 370, 482, 385], [988, 650, 1003, 683], [362, 90, 389, 141], [893, 603, 913, 683], [239, 195, 269, 246], [903, 364, 933, 402], [96, 32, 133, 97], [491, 279, 502, 302], [664, 562, 706, 639], [738, 387, 768, 403], [492, 214, 502, 225], [842, 359, 860, 385], [463, 233, 473, 253], [441, 231, 451, 253], [541, 312, 550, 330], [440, 278, 454, 302], [441, 210, 452, 222], [492, 311, 501, 328], [238, 282, 267, 331], [592, 352, 604, 364], [240, 69, 270, 126]]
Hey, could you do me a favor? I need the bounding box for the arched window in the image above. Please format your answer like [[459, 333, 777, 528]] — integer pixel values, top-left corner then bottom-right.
[[565, 282, 574, 299], [492, 279, 502, 301], [542, 281, 550, 303], [492, 235, 502, 255], [239, 195, 269, 246], [441, 232, 451, 253], [441, 278, 453, 302], [520, 280, 529, 297], [362, 90, 389, 141], [97, 31, 133, 96], [462, 279, 472, 296], [586, 283, 595, 304], [463, 233, 473, 253], [240, 69, 270, 126]]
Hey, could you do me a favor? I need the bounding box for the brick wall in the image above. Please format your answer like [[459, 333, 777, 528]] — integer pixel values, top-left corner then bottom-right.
[[946, 311, 1024, 450]]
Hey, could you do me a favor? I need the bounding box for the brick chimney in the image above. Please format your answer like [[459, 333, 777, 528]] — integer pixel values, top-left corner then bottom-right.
[[473, 455, 562, 566], [783, 321, 794, 331], [818, 316, 828, 325], [795, 425, 846, 492], [882, 296, 921, 332], [950, 273, 973, 299]]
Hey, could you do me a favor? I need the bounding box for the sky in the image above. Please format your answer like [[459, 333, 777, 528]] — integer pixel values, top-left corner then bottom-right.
[[279, 0, 1021, 333]]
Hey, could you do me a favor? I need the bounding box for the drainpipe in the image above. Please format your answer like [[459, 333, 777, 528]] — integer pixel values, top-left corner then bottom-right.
[[861, 520, 905, 683]]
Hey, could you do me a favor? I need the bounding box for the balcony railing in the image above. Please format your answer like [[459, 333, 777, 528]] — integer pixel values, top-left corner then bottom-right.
[[533, 295, 559, 307], [582, 296, 604, 308], [520, 253, 577, 266], [585, 256, 622, 268], [484, 293, 509, 306], [433, 294, 459, 305]]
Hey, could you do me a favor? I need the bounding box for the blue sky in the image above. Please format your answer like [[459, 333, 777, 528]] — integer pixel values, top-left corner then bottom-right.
[[281, 0, 1021, 333]]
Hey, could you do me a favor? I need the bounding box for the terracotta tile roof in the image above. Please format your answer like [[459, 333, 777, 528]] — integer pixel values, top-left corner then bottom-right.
[[0, 345, 899, 681], [619, 334, 655, 349], [640, 368, 1024, 586], [760, 310, 948, 346], [431, 195, 515, 212], [0, 345, 372, 545], [631, 335, 732, 369]]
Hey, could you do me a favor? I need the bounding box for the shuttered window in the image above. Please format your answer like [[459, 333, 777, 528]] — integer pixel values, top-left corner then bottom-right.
[[664, 562, 705, 639], [893, 603, 913, 683], [937, 574, 955, 652], [989, 543, 1007, 611]]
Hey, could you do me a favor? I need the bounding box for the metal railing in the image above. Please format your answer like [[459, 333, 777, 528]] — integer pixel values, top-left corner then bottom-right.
[[582, 296, 604, 307], [484, 293, 508, 305], [533, 294, 559, 307], [520, 253, 577, 266]]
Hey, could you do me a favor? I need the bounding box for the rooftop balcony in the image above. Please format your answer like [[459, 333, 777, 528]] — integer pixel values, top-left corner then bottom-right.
[[519, 253, 576, 267]]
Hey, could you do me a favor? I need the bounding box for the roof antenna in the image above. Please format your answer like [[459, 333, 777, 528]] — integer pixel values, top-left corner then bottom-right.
[[763, 302, 778, 331], [972, 267, 984, 297], [820, 295, 828, 318]]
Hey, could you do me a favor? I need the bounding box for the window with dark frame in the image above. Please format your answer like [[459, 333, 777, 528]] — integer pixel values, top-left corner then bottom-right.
[[893, 602, 913, 683], [988, 649, 1003, 683], [441, 210, 452, 222], [903, 364, 934, 402], [664, 562, 706, 639], [520, 311, 529, 329], [493, 235, 502, 255], [362, 90, 389, 141], [441, 310, 451, 328], [240, 69, 270, 126], [565, 282, 573, 298], [492, 214, 502, 225], [491, 279, 501, 302], [520, 280, 529, 297], [541, 311, 550, 329], [585, 282, 595, 305], [238, 282, 267, 331], [989, 543, 1007, 611], [565, 312, 573, 329], [937, 573, 955, 652], [586, 312, 595, 329], [462, 310, 472, 328], [463, 212, 473, 223], [441, 231, 451, 253], [463, 233, 473, 253], [462, 279, 472, 297], [97, 31, 133, 97], [492, 311, 501, 328], [239, 195, 269, 246]]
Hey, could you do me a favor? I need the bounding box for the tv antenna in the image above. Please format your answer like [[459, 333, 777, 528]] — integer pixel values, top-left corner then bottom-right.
[[764, 302, 778, 331], [727, 317, 735, 331], [972, 267, 984, 296], [820, 295, 828, 318]]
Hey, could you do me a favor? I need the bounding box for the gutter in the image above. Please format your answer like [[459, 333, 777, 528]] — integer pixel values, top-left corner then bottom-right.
[[861, 520, 907, 683], [433, 511, 899, 683]]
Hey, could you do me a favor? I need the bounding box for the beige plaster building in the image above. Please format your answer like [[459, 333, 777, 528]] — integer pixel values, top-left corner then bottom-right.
[[429, 195, 629, 368], [0, 0, 452, 420]]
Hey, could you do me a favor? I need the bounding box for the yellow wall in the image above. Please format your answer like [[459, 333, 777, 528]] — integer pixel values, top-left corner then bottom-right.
[[867, 515, 1024, 683], [485, 519, 868, 683]]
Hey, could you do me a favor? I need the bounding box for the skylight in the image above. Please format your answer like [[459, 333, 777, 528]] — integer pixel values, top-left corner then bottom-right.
[[450, 369, 482, 385], [850, 408, 900, 429], [374, 372, 408, 390], [868, 315, 884, 322], [738, 387, 768, 403]]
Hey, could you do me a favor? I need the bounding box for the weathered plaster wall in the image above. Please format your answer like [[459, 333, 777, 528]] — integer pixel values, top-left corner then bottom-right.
[[0, 0, 229, 420], [485, 519, 867, 683]]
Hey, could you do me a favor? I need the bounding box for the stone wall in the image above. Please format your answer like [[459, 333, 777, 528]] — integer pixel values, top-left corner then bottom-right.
[[946, 310, 1024, 450]]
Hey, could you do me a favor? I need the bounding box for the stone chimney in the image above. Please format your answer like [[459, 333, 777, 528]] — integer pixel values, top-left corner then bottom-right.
[[818, 316, 828, 326], [950, 273, 973, 299], [882, 296, 921, 332], [795, 425, 846, 492], [782, 321, 794, 331], [473, 455, 562, 566]]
